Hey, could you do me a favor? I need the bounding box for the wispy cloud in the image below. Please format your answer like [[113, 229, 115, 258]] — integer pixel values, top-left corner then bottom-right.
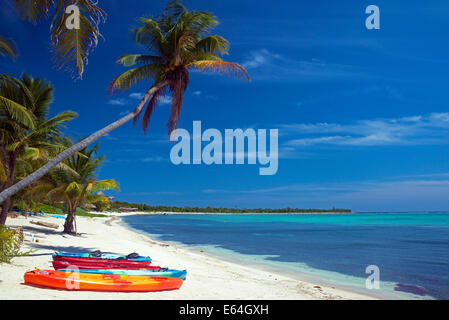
[[129, 92, 144, 100], [109, 93, 171, 107], [118, 110, 130, 116], [241, 49, 367, 82], [108, 98, 128, 106], [282, 113, 449, 147], [141, 156, 166, 163], [159, 96, 172, 105], [201, 173, 449, 211]]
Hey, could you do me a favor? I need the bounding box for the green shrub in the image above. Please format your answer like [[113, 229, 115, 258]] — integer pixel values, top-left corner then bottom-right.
[[76, 211, 108, 218], [0, 225, 30, 263], [33, 203, 58, 214]]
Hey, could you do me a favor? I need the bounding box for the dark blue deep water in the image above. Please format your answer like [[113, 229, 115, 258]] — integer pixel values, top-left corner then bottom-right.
[[122, 213, 449, 299]]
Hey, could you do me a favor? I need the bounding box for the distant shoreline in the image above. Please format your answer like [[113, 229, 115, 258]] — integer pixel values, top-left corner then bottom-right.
[[119, 211, 357, 216]]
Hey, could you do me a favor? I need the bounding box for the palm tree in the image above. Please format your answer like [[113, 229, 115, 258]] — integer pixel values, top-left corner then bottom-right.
[[12, 0, 106, 78], [44, 142, 119, 234], [0, 0, 249, 207], [0, 74, 76, 225], [0, 36, 17, 60], [109, 0, 250, 135]]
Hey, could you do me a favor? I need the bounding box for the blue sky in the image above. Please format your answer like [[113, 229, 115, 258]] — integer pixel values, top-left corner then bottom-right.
[[1, 0, 449, 211]]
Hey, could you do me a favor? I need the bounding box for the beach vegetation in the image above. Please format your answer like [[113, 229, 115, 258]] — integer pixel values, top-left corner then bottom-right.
[[0, 0, 250, 204], [110, 201, 352, 214], [0, 225, 29, 263], [41, 142, 118, 234], [0, 74, 76, 225]]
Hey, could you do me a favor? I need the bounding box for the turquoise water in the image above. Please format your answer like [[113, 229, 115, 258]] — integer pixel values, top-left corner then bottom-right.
[[123, 213, 449, 299]]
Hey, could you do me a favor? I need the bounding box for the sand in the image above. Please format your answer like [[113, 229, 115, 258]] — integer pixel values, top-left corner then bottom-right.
[[0, 214, 375, 300]]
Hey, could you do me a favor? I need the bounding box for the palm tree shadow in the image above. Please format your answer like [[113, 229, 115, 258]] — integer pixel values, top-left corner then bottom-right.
[[27, 243, 115, 255], [22, 225, 61, 236]]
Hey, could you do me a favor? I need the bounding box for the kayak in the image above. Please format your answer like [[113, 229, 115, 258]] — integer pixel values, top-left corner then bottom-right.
[[52, 259, 155, 271], [43, 214, 66, 219], [53, 252, 151, 262], [24, 270, 184, 292], [59, 268, 187, 280]]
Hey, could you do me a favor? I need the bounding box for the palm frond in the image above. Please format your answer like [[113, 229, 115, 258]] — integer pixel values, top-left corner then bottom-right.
[[13, 0, 54, 24], [140, 84, 168, 132], [91, 179, 119, 193], [0, 36, 17, 60], [66, 181, 83, 193], [14, 0, 106, 78], [46, 184, 68, 202], [187, 60, 250, 82], [20, 73, 54, 117], [116, 54, 164, 67], [0, 96, 35, 129], [109, 65, 162, 94], [132, 18, 167, 55], [195, 35, 229, 56]]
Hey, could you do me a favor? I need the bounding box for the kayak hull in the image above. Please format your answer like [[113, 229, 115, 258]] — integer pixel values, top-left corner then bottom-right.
[[53, 260, 158, 271], [53, 255, 152, 269], [24, 270, 184, 292], [53, 252, 151, 262], [59, 268, 187, 280]]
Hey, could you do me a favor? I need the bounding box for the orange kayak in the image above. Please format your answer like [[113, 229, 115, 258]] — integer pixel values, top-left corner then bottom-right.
[[24, 270, 184, 292]]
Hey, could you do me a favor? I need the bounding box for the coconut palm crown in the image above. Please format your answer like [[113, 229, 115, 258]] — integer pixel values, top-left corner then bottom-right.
[[109, 0, 250, 136]]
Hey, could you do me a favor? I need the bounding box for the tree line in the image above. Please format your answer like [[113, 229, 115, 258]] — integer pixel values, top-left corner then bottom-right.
[[110, 201, 352, 214]]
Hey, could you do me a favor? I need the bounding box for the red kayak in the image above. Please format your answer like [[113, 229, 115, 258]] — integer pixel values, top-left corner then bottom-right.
[[53, 255, 153, 270]]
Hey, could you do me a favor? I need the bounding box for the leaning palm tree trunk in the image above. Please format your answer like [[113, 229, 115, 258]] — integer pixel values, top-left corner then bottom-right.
[[0, 81, 168, 213]]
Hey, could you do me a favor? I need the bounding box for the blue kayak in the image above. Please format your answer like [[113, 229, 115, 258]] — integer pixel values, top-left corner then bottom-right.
[[43, 213, 66, 219], [59, 268, 187, 280], [54, 251, 152, 262]]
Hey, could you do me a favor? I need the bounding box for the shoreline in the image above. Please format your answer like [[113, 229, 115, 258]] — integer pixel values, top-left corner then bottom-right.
[[108, 211, 356, 216], [0, 213, 376, 300]]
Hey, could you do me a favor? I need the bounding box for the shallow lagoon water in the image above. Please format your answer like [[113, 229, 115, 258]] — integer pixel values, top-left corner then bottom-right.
[[123, 213, 449, 299]]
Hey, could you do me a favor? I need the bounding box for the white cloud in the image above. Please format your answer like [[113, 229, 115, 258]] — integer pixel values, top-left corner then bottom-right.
[[192, 91, 202, 96], [141, 156, 166, 163], [129, 92, 144, 100], [283, 113, 449, 147], [119, 110, 130, 116], [159, 96, 172, 105], [212, 173, 449, 211], [242, 49, 278, 69], [108, 99, 127, 106], [240, 49, 361, 82]]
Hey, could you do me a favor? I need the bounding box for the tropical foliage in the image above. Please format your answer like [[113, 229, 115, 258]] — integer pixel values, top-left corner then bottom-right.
[[36, 142, 119, 234], [109, 0, 250, 135], [12, 0, 106, 78], [0, 74, 76, 225], [111, 201, 353, 214], [0, 225, 30, 263]]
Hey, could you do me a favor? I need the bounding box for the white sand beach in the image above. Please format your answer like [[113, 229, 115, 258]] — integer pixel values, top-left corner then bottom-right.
[[0, 214, 375, 300]]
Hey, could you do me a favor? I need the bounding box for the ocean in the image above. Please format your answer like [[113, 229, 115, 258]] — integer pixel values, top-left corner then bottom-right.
[[122, 213, 449, 299]]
